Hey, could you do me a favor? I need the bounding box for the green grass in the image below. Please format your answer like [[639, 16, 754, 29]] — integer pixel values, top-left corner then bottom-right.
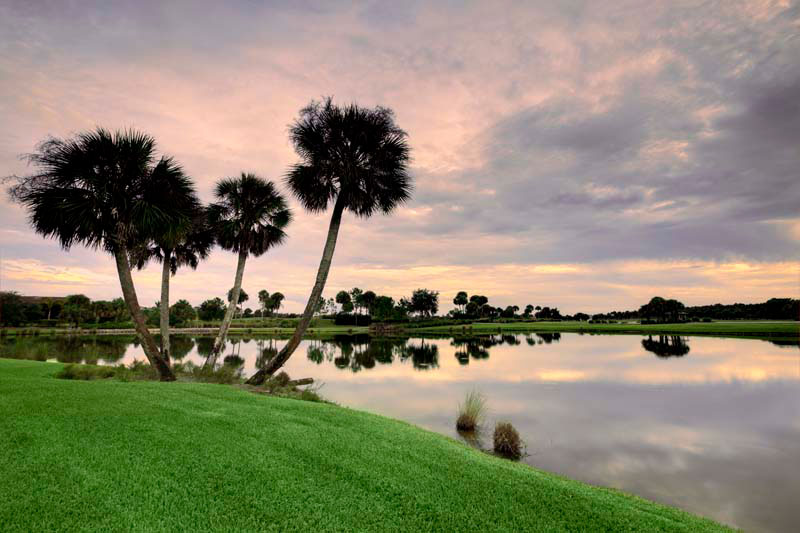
[[3, 319, 796, 341], [415, 319, 799, 339], [0, 358, 730, 532]]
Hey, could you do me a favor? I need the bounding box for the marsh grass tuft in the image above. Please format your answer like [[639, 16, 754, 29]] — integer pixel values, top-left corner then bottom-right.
[[456, 390, 487, 431], [56, 363, 117, 380], [493, 421, 523, 460]]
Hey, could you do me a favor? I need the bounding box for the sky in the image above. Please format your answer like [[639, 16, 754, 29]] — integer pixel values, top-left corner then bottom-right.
[[1, 0, 798, 314]]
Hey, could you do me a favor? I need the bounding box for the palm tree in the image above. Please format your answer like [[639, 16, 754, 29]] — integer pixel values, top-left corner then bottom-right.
[[246, 98, 411, 384], [131, 208, 214, 361], [8, 128, 196, 380], [203, 173, 291, 368]]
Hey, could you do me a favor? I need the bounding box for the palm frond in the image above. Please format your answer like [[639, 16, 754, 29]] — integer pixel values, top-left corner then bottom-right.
[[286, 97, 412, 218]]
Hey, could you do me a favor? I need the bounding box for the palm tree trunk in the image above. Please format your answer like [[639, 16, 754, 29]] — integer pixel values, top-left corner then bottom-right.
[[113, 246, 175, 381], [246, 197, 345, 385], [159, 251, 172, 361], [205, 248, 248, 368]]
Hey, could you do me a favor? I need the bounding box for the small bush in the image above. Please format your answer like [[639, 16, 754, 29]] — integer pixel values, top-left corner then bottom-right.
[[56, 363, 116, 380], [456, 390, 487, 431], [189, 364, 241, 384], [493, 421, 523, 460], [274, 371, 291, 387], [299, 388, 324, 403]]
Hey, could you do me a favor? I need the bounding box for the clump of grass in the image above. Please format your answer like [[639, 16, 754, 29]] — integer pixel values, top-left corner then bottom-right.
[[274, 371, 291, 387], [456, 390, 487, 432], [188, 364, 242, 384], [299, 386, 324, 403], [493, 421, 523, 460], [56, 363, 116, 380]]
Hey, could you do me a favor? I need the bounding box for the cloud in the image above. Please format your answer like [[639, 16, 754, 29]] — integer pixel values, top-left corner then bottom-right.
[[0, 0, 798, 311]]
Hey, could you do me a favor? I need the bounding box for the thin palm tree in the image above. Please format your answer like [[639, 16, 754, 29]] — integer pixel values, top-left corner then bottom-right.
[[131, 208, 214, 361], [246, 98, 411, 384], [8, 128, 197, 380], [203, 173, 291, 368]]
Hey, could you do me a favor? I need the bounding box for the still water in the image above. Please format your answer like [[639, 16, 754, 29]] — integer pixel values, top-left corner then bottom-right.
[[2, 332, 798, 532]]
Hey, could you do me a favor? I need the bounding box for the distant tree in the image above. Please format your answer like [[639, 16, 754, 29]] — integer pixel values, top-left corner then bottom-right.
[[23, 302, 44, 322], [324, 297, 337, 315], [535, 306, 562, 320], [523, 304, 534, 317], [371, 296, 395, 321], [470, 295, 489, 307], [465, 301, 479, 317], [501, 305, 519, 318], [249, 97, 412, 384], [109, 298, 129, 322], [350, 288, 364, 314], [170, 299, 196, 326], [453, 291, 468, 313], [243, 308, 253, 318], [253, 309, 262, 318], [535, 305, 541, 311], [228, 287, 250, 307], [268, 292, 285, 316], [258, 290, 271, 315], [410, 289, 439, 317], [205, 173, 291, 368], [574, 312, 590, 321], [62, 294, 93, 326], [198, 298, 226, 321], [639, 297, 685, 323], [362, 291, 377, 315], [335, 290, 352, 313]]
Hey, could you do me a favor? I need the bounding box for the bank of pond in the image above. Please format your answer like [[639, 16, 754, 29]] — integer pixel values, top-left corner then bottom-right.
[[1, 332, 798, 532]]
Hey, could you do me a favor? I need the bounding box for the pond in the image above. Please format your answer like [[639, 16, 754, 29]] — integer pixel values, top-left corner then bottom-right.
[[2, 332, 798, 532]]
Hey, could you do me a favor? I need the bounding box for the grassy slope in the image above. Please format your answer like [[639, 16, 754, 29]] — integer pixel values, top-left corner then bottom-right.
[[0, 359, 730, 532]]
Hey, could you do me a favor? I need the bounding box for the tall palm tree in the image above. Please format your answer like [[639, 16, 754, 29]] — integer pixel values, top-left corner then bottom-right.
[[131, 208, 214, 361], [246, 98, 411, 385], [203, 173, 291, 368], [8, 128, 197, 380]]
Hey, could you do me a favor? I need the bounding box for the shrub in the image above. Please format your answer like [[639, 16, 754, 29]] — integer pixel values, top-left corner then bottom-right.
[[56, 363, 116, 380], [493, 421, 523, 460], [456, 390, 487, 431], [274, 371, 291, 387], [299, 388, 324, 403], [189, 364, 241, 384]]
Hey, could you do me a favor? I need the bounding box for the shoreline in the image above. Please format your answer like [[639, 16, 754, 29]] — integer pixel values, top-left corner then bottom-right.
[[2, 319, 797, 341]]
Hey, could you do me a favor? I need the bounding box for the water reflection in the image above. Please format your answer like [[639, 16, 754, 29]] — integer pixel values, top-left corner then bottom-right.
[[1, 332, 798, 531], [641, 335, 691, 358]]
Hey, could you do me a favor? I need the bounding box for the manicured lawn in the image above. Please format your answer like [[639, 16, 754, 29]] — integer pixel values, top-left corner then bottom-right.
[[0, 359, 730, 532]]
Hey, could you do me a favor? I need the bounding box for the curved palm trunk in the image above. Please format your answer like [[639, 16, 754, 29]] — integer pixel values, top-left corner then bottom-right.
[[113, 246, 175, 381], [246, 198, 345, 385], [159, 251, 172, 361], [204, 248, 248, 368]]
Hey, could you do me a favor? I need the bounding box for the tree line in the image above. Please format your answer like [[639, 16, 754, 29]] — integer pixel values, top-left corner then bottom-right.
[[7, 98, 412, 383]]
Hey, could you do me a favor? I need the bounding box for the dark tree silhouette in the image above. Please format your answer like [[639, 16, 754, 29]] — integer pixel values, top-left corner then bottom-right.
[[204, 173, 291, 368], [247, 98, 411, 384], [8, 128, 197, 380], [131, 207, 213, 360], [642, 335, 691, 357]]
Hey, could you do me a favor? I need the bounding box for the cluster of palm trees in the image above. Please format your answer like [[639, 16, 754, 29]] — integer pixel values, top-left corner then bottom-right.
[[8, 98, 412, 383]]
